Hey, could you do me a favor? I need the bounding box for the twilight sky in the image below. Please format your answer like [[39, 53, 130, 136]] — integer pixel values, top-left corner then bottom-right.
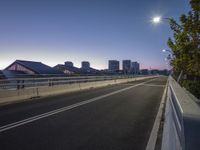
[[0, 0, 190, 70]]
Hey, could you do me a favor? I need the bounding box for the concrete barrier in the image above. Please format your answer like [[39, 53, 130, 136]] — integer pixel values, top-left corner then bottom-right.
[[161, 76, 200, 150], [0, 76, 156, 105]]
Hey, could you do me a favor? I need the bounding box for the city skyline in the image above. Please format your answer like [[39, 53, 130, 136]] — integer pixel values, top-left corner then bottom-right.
[[2, 59, 167, 78], [1, 59, 143, 71], [0, 0, 190, 70]]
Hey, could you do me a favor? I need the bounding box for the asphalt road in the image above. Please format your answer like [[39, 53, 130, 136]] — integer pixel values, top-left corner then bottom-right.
[[0, 76, 167, 150]]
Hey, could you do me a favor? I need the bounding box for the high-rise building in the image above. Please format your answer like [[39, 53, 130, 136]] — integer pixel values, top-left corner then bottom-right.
[[108, 60, 120, 73], [122, 60, 131, 74], [81, 61, 90, 69], [65, 61, 73, 67], [131, 62, 140, 74]]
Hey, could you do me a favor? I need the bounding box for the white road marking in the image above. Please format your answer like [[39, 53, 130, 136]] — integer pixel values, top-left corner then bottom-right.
[[0, 78, 157, 133]]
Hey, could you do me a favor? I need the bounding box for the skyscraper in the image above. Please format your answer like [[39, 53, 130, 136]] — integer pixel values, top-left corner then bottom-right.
[[131, 62, 140, 74], [122, 60, 131, 74], [81, 61, 90, 69], [108, 60, 120, 73], [65, 61, 73, 67]]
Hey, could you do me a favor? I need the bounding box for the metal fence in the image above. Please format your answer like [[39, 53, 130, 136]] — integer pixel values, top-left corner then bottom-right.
[[162, 76, 200, 150], [0, 75, 141, 90]]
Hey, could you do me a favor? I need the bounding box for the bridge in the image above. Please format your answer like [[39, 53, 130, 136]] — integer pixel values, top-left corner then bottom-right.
[[0, 75, 199, 150]]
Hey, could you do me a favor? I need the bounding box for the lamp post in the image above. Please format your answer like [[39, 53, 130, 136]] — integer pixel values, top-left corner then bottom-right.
[[152, 16, 183, 80], [152, 16, 172, 24], [152, 16, 161, 23], [162, 48, 182, 81], [162, 49, 174, 59], [162, 49, 172, 53], [162, 49, 176, 62]]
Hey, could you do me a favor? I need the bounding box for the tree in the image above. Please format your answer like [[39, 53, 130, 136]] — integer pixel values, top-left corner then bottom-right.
[[168, 0, 200, 79]]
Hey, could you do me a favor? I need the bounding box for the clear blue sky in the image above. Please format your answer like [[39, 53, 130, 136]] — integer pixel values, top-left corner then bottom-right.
[[0, 0, 190, 70]]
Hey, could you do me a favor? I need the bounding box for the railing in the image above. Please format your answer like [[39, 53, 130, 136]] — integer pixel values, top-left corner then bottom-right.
[[0, 75, 156, 105], [162, 76, 200, 150], [0, 75, 142, 90]]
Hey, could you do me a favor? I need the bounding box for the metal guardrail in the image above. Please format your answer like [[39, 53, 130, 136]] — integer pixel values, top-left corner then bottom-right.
[[0, 75, 157, 106], [0, 75, 143, 90], [162, 76, 200, 150]]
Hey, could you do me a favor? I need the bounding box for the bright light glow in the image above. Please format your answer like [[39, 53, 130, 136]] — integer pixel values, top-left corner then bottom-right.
[[162, 49, 166, 52], [152, 16, 161, 23]]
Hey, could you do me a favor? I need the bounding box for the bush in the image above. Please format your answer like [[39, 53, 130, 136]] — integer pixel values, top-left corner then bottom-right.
[[181, 80, 200, 99]]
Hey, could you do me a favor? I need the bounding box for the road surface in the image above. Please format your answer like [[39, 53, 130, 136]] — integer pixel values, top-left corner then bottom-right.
[[0, 76, 167, 150]]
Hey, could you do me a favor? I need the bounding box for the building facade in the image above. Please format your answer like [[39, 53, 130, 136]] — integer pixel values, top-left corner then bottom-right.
[[5, 60, 63, 75], [131, 62, 140, 74], [108, 60, 120, 73], [81, 61, 90, 69], [141, 69, 149, 75], [122, 60, 131, 74], [65, 61, 73, 67]]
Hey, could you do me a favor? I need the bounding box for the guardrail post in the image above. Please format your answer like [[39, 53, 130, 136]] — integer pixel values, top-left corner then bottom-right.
[[48, 79, 51, 86], [17, 80, 20, 90], [22, 80, 25, 89]]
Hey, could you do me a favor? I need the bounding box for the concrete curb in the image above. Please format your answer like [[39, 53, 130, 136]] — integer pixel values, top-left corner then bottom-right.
[[145, 80, 168, 150]]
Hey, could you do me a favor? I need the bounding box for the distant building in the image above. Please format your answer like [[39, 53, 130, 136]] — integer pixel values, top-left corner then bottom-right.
[[0, 70, 6, 79], [150, 69, 169, 75], [55, 61, 101, 75], [108, 60, 120, 73], [123, 60, 131, 74], [131, 62, 140, 74], [5, 60, 64, 76], [56, 61, 79, 74], [140, 69, 149, 75], [54, 64, 81, 75], [81, 61, 99, 74], [1, 70, 28, 79], [81, 61, 90, 69], [64, 61, 73, 67], [151, 69, 159, 75], [159, 69, 169, 75]]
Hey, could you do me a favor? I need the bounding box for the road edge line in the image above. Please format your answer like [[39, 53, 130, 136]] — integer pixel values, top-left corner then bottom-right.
[[145, 80, 168, 150]]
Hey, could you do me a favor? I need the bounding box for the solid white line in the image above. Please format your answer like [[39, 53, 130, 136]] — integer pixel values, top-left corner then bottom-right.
[[145, 80, 168, 150], [0, 78, 157, 133]]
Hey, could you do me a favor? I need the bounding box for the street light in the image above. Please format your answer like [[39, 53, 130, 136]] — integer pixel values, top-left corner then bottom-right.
[[162, 49, 174, 59], [152, 16, 172, 24], [162, 49, 172, 53], [162, 48, 174, 75], [152, 16, 175, 76], [152, 16, 161, 23]]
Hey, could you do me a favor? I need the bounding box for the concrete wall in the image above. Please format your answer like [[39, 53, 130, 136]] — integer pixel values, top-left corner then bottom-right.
[[161, 86, 182, 150], [0, 76, 155, 105], [162, 76, 200, 150]]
